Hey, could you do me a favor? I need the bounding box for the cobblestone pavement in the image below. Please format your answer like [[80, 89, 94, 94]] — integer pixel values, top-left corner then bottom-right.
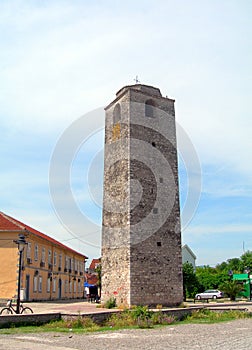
[[26, 300, 106, 314], [0, 319, 252, 350], [23, 300, 252, 314]]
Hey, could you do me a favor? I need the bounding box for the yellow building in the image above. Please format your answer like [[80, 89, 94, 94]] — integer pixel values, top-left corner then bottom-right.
[[0, 211, 87, 301]]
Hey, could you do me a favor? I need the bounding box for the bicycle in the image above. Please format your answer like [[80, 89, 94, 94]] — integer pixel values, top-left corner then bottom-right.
[[0, 299, 33, 315]]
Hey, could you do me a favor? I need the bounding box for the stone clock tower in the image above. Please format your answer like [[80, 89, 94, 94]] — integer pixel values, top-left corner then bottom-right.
[[101, 84, 183, 307]]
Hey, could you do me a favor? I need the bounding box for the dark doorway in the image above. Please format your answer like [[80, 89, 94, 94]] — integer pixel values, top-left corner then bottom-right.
[[58, 278, 62, 299], [25, 275, 30, 301]]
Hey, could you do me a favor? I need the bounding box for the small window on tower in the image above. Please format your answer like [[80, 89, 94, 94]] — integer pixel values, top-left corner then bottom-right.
[[113, 103, 121, 124], [145, 99, 155, 118], [157, 242, 162, 247]]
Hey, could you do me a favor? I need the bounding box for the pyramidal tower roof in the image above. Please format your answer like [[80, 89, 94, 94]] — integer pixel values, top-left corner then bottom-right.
[[116, 84, 162, 98]]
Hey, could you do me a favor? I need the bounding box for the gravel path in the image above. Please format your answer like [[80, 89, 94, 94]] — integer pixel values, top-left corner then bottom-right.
[[0, 319, 252, 350]]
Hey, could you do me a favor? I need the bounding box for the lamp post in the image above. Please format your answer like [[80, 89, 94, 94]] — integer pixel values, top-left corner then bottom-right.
[[248, 268, 251, 301], [245, 267, 251, 301], [14, 234, 27, 314], [228, 269, 233, 281]]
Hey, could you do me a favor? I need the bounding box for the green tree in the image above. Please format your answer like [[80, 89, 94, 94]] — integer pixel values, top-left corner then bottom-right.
[[196, 265, 218, 290], [220, 280, 244, 301], [216, 261, 228, 272], [226, 258, 242, 273], [240, 251, 252, 272], [183, 262, 200, 300], [196, 265, 229, 291]]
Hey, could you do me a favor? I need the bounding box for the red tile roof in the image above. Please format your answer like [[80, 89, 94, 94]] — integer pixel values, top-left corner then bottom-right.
[[0, 212, 25, 231], [0, 211, 87, 259], [89, 258, 101, 270]]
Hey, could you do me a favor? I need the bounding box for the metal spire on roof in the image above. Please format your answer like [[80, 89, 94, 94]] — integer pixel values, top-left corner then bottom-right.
[[134, 75, 140, 84]]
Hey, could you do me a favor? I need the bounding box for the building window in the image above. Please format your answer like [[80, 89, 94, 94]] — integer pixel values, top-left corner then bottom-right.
[[113, 103, 121, 124], [65, 256, 69, 270], [53, 278, 56, 293], [34, 244, 38, 261], [78, 280, 81, 293], [65, 280, 68, 294], [48, 249, 52, 265], [79, 261, 83, 274], [71, 258, 74, 271], [33, 276, 38, 292], [41, 247, 45, 263], [153, 208, 158, 214], [73, 281, 76, 293], [38, 276, 42, 292], [54, 251, 57, 266], [47, 278, 51, 293], [69, 280, 72, 293], [145, 99, 155, 118], [59, 254, 62, 268], [26, 243, 31, 259]]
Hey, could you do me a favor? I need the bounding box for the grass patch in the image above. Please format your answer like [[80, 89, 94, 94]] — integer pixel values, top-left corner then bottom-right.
[[0, 308, 251, 334], [181, 309, 252, 324]]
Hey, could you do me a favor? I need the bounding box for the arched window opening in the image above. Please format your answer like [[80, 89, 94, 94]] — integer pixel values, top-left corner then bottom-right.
[[113, 103, 121, 124], [145, 99, 155, 118]]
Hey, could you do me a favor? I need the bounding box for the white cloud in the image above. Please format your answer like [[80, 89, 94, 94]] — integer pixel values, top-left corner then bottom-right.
[[184, 224, 252, 237]]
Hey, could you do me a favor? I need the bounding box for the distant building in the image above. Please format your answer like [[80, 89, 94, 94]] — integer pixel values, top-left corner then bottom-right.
[[182, 244, 197, 270], [84, 258, 101, 301], [88, 258, 101, 273], [0, 211, 87, 301]]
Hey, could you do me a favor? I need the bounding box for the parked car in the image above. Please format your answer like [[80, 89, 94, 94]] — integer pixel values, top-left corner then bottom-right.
[[195, 289, 224, 300]]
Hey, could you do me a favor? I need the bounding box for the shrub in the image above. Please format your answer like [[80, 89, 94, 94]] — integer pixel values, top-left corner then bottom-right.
[[220, 281, 244, 301], [151, 311, 175, 325], [104, 297, 117, 309], [46, 317, 98, 330], [106, 310, 135, 327], [69, 317, 97, 329], [183, 309, 252, 323], [131, 306, 154, 328]]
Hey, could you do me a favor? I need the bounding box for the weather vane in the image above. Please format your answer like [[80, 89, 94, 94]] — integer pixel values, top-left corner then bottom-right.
[[134, 75, 140, 84]]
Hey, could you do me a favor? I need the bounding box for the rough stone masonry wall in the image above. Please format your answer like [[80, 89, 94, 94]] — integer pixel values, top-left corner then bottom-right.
[[128, 89, 183, 306], [101, 92, 131, 305], [101, 85, 183, 307]]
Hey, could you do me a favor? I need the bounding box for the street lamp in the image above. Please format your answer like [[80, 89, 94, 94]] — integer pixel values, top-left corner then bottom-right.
[[14, 234, 27, 314], [245, 267, 251, 301], [228, 270, 233, 281]]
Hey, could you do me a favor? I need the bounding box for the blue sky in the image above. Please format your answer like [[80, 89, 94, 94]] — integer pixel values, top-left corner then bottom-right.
[[1, 0, 252, 266]]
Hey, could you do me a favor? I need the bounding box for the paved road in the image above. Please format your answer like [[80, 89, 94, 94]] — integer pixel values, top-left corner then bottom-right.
[[0, 319, 252, 350], [26, 300, 105, 314], [20, 300, 252, 314]]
